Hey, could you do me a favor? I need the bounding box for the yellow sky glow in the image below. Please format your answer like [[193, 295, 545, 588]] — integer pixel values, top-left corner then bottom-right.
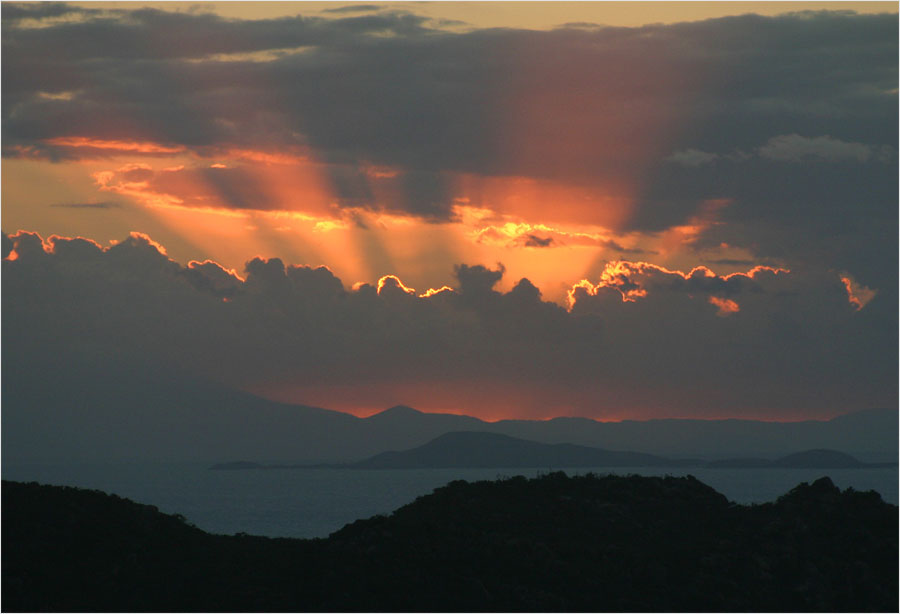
[[75, 1, 898, 29]]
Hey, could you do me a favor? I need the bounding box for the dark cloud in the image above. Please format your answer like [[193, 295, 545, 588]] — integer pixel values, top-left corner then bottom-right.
[[757, 134, 887, 163], [602, 239, 647, 255], [454, 263, 504, 298], [182, 260, 243, 299], [3, 231, 894, 420], [325, 165, 375, 208], [524, 235, 554, 248], [1, 233, 13, 259], [397, 170, 454, 220], [705, 258, 757, 266], [1, 6, 433, 62], [1, 2, 90, 22], [322, 5, 384, 14]]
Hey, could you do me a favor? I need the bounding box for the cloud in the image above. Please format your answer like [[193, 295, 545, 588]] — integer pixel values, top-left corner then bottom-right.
[[840, 274, 877, 311], [454, 263, 505, 298], [757, 134, 884, 163], [1, 2, 92, 23], [91, 162, 299, 213], [3, 230, 894, 420], [183, 260, 244, 298], [667, 134, 893, 167], [322, 5, 384, 14], [666, 149, 719, 167], [472, 221, 647, 252], [394, 170, 455, 220], [567, 261, 790, 307], [524, 234, 553, 248], [705, 258, 757, 266], [708, 295, 740, 316]]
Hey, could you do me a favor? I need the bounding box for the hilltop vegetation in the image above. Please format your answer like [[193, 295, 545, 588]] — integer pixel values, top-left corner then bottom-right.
[[3, 473, 897, 611]]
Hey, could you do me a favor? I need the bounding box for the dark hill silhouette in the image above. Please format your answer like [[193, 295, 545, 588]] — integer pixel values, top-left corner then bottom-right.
[[4, 474, 897, 611], [352, 431, 673, 468], [4, 355, 896, 463], [367, 404, 425, 419], [210, 439, 889, 471], [493, 408, 898, 463]]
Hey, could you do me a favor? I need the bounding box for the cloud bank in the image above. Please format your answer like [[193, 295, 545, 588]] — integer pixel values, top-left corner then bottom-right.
[[4, 230, 894, 420]]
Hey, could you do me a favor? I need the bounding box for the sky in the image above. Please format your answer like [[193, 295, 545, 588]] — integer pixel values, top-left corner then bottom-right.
[[2, 1, 897, 421]]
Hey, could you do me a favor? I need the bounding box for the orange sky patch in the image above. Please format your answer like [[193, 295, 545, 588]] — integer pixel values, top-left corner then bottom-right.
[[45, 136, 187, 155]]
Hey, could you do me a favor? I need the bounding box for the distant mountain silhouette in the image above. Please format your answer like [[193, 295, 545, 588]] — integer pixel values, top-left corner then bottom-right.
[[492, 408, 899, 464], [367, 405, 427, 419], [4, 475, 897, 611], [4, 357, 897, 463], [212, 437, 892, 471], [352, 431, 673, 469]]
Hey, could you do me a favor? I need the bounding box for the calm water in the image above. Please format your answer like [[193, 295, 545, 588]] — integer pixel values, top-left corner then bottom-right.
[[3, 462, 897, 538]]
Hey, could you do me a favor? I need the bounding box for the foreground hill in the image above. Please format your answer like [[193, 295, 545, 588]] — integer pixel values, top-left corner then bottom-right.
[[4, 474, 897, 611]]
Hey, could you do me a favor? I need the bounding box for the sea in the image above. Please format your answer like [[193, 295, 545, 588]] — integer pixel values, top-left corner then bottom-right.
[[3, 462, 897, 539]]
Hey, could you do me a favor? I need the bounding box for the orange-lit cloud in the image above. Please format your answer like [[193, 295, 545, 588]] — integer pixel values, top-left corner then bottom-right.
[[567, 260, 789, 309], [654, 198, 732, 254], [841, 275, 877, 311], [419, 286, 454, 298], [708, 296, 740, 316], [471, 220, 643, 252], [454, 173, 636, 230], [45, 136, 187, 155], [377, 274, 416, 296]]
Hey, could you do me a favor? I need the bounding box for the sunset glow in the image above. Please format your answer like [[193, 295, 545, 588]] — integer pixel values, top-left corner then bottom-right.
[[3, 1, 896, 422]]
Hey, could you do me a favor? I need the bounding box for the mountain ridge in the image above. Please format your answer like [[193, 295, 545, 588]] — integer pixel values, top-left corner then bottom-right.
[[4, 358, 896, 463], [210, 431, 892, 471]]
